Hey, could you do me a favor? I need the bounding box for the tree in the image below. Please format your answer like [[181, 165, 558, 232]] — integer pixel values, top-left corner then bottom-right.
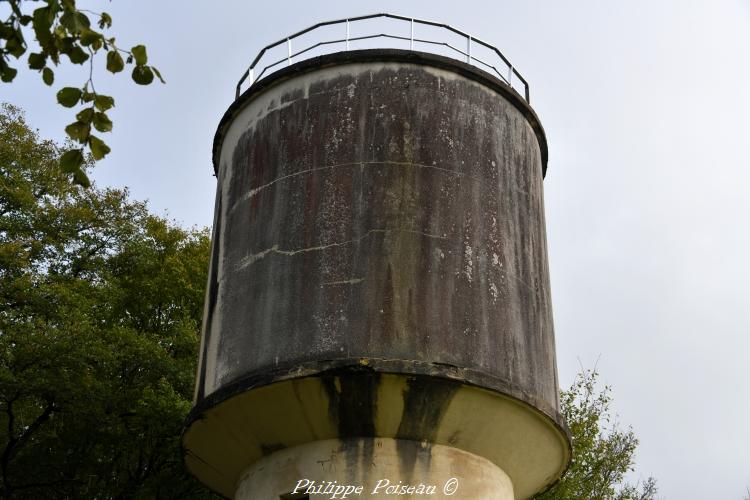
[[0, 0, 163, 186], [0, 103, 213, 498], [536, 369, 658, 500]]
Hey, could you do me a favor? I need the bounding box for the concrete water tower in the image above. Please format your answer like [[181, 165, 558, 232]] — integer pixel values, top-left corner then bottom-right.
[[183, 14, 570, 499]]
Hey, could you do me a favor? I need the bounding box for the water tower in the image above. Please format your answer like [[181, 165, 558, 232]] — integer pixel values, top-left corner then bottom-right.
[[183, 14, 570, 499]]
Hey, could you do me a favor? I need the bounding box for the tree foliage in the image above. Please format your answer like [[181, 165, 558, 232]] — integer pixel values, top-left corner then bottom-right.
[[0, 0, 163, 187], [0, 103, 212, 499], [537, 369, 658, 500]]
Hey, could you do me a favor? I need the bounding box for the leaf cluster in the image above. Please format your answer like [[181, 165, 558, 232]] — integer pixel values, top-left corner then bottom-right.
[[535, 369, 658, 500], [0, 104, 214, 499], [0, 0, 164, 187]]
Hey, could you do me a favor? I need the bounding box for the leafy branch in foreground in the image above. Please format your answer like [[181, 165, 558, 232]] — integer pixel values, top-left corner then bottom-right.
[[0, 0, 164, 187]]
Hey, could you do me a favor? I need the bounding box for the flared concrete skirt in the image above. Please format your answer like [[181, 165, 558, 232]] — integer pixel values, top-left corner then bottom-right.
[[235, 437, 513, 499]]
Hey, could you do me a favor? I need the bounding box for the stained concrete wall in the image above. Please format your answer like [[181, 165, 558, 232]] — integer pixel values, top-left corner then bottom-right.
[[200, 50, 558, 409], [184, 50, 570, 499]]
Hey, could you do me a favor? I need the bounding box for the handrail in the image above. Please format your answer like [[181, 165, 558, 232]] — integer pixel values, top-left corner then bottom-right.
[[235, 13, 530, 103]]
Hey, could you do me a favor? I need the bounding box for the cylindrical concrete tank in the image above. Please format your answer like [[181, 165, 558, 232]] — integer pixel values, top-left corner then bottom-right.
[[184, 49, 570, 499]]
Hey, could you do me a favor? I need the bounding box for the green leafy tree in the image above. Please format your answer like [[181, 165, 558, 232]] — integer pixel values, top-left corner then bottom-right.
[[0, 0, 163, 186], [0, 103, 212, 499], [537, 369, 658, 500]]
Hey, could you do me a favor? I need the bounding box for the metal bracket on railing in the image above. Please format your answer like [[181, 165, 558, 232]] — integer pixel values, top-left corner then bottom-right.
[[234, 13, 530, 103]]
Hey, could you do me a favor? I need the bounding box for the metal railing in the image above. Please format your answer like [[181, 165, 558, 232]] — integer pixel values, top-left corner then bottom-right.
[[235, 13, 530, 103]]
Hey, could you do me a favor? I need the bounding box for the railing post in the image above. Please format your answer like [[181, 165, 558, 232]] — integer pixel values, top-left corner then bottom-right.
[[508, 65, 513, 87], [249, 68, 254, 86], [410, 19, 414, 50], [287, 38, 292, 66], [346, 19, 350, 50], [467, 35, 471, 63]]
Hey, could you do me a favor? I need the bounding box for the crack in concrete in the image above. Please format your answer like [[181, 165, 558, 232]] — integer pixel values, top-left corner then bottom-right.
[[229, 160, 471, 214], [236, 228, 448, 270], [321, 277, 365, 286]]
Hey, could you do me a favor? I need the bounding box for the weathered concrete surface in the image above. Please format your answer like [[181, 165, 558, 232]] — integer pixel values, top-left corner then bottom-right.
[[184, 50, 570, 499], [184, 371, 568, 499], [235, 437, 514, 499]]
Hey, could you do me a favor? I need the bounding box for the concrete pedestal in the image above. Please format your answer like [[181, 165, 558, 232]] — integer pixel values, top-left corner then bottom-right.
[[235, 438, 513, 500]]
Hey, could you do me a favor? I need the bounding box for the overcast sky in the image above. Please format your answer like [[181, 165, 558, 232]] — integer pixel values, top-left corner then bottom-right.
[[4, 1, 750, 498]]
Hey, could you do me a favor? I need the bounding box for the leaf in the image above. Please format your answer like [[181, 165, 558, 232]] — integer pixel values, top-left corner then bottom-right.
[[32, 7, 53, 45], [60, 148, 84, 173], [80, 29, 101, 47], [0, 66, 18, 83], [65, 121, 90, 143], [67, 45, 89, 64], [131, 65, 153, 85], [0, 23, 12, 39], [60, 11, 90, 34], [28, 52, 46, 70], [0, 57, 16, 82], [56, 87, 82, 107], [42, 67, 54, 85], [131, 45, 147, 65], [88, 135, 111, 160], [72, 168, 91, 187], [92, 112, 112, 132], [5, 34, 26, 58], [98, 12, 112, 29], [94, 95, 115, 112], [151, 66, 165, 84], [106, 50, 124, 73], [76, 107, 94, 123], [58, 35, 75, 54], [81, 91, 95, 103]]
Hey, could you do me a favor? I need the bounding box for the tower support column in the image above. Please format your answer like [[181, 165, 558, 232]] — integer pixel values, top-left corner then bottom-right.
[[235, 437, 514, 500]]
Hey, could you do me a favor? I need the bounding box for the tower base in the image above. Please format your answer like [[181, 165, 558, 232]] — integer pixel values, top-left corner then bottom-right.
[[235, 437, 513, 499]]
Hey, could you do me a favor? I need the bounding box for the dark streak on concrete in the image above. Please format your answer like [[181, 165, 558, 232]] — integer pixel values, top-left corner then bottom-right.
[[396, 376, 460, 442], [396, 376, 460, 478], [320, 367, 380, 438]]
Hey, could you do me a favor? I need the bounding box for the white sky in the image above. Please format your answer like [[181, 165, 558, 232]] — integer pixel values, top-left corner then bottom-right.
[[3, 1, 750, 498]]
